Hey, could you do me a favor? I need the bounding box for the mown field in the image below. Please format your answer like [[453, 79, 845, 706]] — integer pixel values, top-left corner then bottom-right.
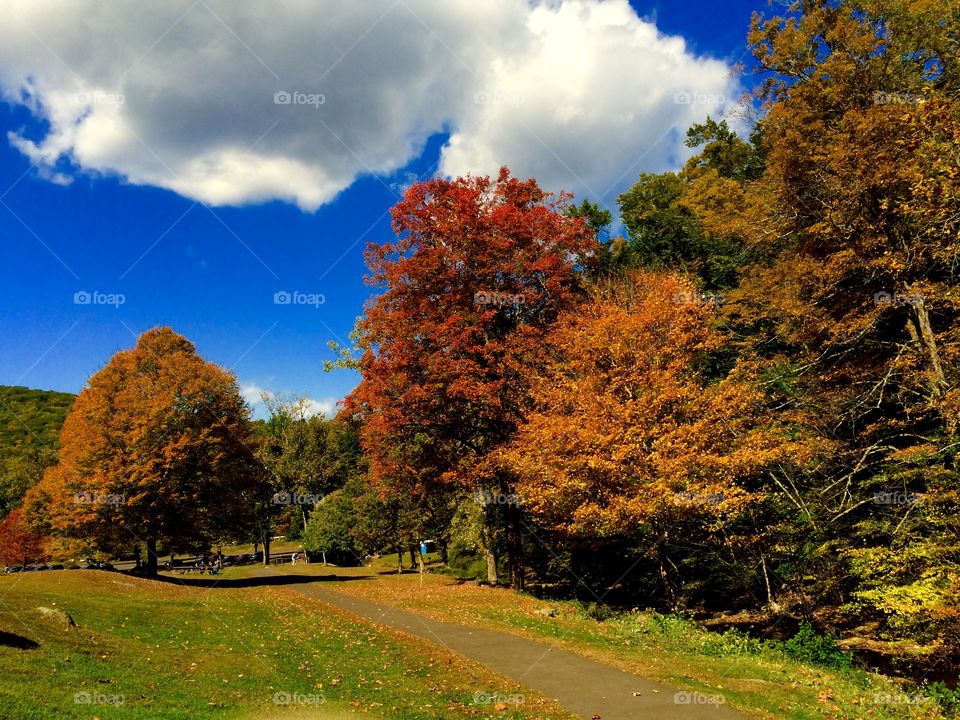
[[0, 569, 573, 720]]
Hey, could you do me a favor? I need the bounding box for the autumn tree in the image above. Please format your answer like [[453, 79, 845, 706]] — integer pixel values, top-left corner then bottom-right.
[[24, 328, 259, 575], [0, 509, 47, 567], [498, 272, 817, 607], [690, 0, 960, 646], [343, 167, 598, 585]]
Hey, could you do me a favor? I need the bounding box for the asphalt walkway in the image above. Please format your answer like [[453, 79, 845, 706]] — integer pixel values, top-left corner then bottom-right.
[[263, 570, 746, 720]]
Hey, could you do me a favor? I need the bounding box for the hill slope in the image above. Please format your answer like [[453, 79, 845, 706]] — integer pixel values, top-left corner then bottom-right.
[[0, 386, 74, 515]]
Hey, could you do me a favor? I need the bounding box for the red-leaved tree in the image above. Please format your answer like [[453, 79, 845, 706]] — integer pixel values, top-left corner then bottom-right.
[[344, 167, 598, 585], [0, 509, 47, 567]]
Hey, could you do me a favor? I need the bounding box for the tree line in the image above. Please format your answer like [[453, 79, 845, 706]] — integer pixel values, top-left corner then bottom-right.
[[2, 0, 957, 675]]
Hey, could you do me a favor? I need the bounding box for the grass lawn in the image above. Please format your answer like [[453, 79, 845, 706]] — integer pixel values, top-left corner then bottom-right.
[[0, 568, 575, 720], [218, 540, 305, 557], [281, 556, 947, 720]]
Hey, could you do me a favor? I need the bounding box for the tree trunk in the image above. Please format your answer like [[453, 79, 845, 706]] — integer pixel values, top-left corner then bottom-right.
[[439, 538, 449, 565], [656, 538, 675, 610], [480, 518, 499, 583], [263, 533, 271, 566], [761, 555, 780, 612], [506, 503, 523, 589], [909, 299, 947, 398], [396, 544, 403, 573], [485, 546, 499, 584], [145, 537, 158, 577], [409, 545, 417, 569]]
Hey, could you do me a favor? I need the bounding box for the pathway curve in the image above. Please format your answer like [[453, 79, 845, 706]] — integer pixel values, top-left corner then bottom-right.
[[260, 569, 747, 720]]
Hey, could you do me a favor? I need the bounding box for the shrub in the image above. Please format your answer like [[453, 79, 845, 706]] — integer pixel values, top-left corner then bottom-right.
[[777, 622, 852, 670]]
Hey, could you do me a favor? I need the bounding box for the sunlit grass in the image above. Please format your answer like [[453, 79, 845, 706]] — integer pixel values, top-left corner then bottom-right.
[[314, 558, 945, 720], [0, 569, 573, 720]]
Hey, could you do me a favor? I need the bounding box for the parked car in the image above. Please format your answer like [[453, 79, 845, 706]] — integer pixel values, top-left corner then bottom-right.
[[97, 562, 114, 570], [3, 566, 23, 574], [47, 563, 64, 570]]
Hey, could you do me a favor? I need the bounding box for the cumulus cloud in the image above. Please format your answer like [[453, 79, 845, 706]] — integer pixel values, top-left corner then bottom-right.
[[240, 383, 272, 407], [0, 0, 740, 211], [241, 383, 336, 419]]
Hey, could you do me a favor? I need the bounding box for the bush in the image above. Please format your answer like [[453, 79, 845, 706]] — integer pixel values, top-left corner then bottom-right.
[[924, 681, 960, 717], [577, 601, 615, 622], [776, 622, 852, 670], [698, 627, 767, 658]]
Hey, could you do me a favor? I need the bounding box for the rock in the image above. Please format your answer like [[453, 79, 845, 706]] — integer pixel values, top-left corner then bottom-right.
[[36, 606, 76, 627], [533, 607, 558, 618]]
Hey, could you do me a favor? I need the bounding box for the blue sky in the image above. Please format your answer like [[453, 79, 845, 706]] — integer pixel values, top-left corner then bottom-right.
[[0, 0, 767, 415]]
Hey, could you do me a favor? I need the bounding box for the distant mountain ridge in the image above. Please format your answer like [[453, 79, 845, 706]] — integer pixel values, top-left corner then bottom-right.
[[0, 385, 75, 516]]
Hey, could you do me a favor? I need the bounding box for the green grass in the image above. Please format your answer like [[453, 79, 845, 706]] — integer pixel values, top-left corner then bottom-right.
[[0, 569, 574, 720]]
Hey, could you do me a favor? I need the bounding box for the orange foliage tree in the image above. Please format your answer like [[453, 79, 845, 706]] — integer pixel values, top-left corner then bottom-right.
[[730, 0, 960, 636], [24, 328, 259, 575], [498, 272, 819, 606]]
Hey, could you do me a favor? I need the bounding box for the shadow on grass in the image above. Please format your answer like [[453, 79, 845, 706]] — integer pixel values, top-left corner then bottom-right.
[[148, 571, 374, 589], [0, 630, 39, 650]]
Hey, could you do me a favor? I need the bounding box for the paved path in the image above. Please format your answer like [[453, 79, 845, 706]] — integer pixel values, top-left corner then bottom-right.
[[261, 570, 746, 720]]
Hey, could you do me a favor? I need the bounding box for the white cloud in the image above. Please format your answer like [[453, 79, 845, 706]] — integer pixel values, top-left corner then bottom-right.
[[0, 0, 740, 211], [241, 382, 336, 419], [300, 398, 337, 419], [240, 383, 272, 407]]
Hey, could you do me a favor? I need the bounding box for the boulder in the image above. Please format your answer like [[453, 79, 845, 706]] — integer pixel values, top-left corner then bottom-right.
[[36, 606, 76, 627], [533, 607, 558, 618]]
